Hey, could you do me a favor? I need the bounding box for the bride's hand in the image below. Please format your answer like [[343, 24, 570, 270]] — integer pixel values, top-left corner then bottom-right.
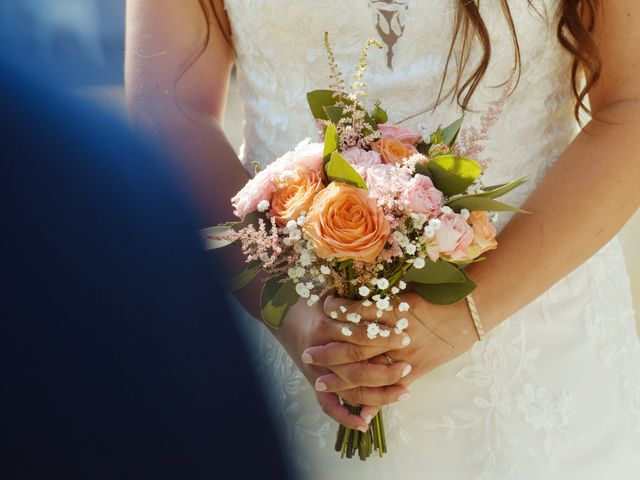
[[272, 298, 412, 431], [302, 293, 479, 395]]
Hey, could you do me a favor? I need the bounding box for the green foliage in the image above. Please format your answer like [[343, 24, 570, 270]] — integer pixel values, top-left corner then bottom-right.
[[441, 116, 464, 147], [475, 177, 527, 199], [411, 269, 477, 305], [307, 90, 344, 121], [447, 196, 529, 213], [402, 259, 465, 284], [427, 155, 483, 196], [326, 151, 368, 189], [323, 122, 339, 167], [260, 278, 299, 328], [203, 211, 261, 250], [371, 102, 388, 124], [226, 264, 259, 291]]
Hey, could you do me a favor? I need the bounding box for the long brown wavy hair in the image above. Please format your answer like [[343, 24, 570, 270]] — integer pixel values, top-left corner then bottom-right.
[[192, 0, 602, 123]]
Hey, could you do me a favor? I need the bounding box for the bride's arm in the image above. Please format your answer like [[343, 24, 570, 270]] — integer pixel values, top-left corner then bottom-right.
[[310, 0, 640, 399], [469, 0, 640, 332], [125, 0, 264, 314]]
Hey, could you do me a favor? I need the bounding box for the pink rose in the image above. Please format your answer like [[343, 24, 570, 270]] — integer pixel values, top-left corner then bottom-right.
[[342, 148, 382, 179], [378, 123, 422, 147], [427, 212, 474, 262], [401, 174, 444, 217]]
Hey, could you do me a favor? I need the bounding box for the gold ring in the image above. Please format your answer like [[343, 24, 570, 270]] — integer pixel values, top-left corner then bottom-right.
[[383, 354, 394, 365]]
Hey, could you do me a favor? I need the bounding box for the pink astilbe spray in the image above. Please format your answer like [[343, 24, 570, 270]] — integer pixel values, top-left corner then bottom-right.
[[455, 71, 516, 166]]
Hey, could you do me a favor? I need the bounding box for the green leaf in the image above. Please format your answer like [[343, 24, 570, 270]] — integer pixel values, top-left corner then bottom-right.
[[410, 269, 477, 305], [447, 195, 529, 213], [475, 177, 527, 199], [427, 155, 483, 196], [323, 105, 346, 124], [441, 116, 464, 147], [260, 278, 299, 328], [307, 89, 343, 120], [323, 122, 339, 166], [429, 127, 444, 145], [326, 151, 368, 189], [450, 256, 487, 266], [371, 102, 388, 124], [202, 211, 262, 250], [402, 259, 465, 284], [201, 225, 235, 250], [226, 264, 259, 291]]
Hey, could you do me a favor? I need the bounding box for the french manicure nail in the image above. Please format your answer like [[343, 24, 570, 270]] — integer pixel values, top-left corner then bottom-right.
[[357, 426, 367, 433], [398, 392, 411, 401], [301, 351, 313, 364], [365, 415, 373, 424], [401, 335, 411, 347], [401, 364, 412, 378], [315, 381, 327, 392]]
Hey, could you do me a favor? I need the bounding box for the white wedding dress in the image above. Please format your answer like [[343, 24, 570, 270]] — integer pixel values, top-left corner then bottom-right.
[[223, 1, 640, 478]]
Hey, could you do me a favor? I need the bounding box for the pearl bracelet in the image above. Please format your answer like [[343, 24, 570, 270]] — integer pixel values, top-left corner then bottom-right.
[[465, 293, 485, 341]]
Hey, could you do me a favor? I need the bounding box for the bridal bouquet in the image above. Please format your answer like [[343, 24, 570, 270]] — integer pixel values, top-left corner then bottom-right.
[[204, 35, 526, 461]]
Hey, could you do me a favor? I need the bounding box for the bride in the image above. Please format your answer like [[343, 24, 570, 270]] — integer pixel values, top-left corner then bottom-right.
[[125, 1, 640, 478]]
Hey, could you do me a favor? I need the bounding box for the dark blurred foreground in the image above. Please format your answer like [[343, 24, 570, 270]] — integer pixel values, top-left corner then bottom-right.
[[0, 48, 292, 480]]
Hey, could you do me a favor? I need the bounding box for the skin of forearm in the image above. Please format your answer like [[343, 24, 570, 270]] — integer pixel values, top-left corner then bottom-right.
[[129, 99, 265, 317], [467, 101, 640, 331]]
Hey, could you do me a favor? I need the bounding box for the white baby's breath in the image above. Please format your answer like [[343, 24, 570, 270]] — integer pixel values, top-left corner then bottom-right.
[[367, 323, 380, 339], [320, 265, 331, 275], [379, 328, 391, 338], [295, 282, 311, 298], [359, 285, 371, 297], [377, 278, 390, 290], [391, 287, 400, 295], [461, 208, 470, 220], [339, 305, 348, 313], [362, 300, 372, 307], [330, 311, 338, 319], [307, 294, 320, 307], [441, 206, 453, 215], [346, 313, 361, 324], [259, 252, 270, 263], [341, 325, 353, 337], [414, 257, 426, 269], [399, 280, 407, 290], [428, 218, 442, 231], [257, 200, 270, 212], [399, 302, 409, 312]]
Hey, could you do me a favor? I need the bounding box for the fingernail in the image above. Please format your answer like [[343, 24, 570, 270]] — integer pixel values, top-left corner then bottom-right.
[[301, 351, 313, 364], [401, 335, 411, 347], [315, 381, 327, 392], [398, 392, 410, 401], [401, 364, 412, 378], [357, 426, 367, 433], [365, 415, 373, 424]]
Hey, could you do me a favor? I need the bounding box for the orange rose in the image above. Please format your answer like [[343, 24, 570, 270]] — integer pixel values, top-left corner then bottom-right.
[[304, 183, 390, 263], [467, 211, 498, 258], [270, 167, 324, 226], [372, 137, 417, 165]]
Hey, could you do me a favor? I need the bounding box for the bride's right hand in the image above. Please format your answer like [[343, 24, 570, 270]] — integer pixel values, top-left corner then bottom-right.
[[271, 298, 412, 431]]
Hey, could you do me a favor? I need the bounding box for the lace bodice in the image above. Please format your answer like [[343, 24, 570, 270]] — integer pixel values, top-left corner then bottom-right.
[[225, 0, 577, 234]]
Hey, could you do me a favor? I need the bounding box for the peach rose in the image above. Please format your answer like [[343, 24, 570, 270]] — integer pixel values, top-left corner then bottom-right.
[[467, 211, 498, 258], [373, 137, 417, 165], [304, 183, 390, 263], [378, 123, 422, 146], [270, 168, 324, 226]]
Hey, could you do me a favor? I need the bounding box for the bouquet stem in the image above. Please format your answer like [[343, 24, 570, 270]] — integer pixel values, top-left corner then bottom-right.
[[334, 403, 386, 460]]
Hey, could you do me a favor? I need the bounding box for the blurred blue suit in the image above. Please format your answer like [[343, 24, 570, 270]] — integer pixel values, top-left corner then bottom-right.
[[0, 55, 292, 480]]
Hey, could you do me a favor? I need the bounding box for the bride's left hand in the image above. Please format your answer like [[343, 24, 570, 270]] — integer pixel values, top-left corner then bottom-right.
[[302, 292, 480, 404]]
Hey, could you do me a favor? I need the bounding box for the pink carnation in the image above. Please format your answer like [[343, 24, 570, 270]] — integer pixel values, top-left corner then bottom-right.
[[366, 163, 411, 199], [401, 174, 444, 218], [427, 212, 474, 262], [378, 123, 422, 147], [284, 139, 324, 172]]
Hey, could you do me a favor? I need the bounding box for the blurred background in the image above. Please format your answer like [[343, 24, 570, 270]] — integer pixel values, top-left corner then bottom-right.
[[2, 0, 638, 321]]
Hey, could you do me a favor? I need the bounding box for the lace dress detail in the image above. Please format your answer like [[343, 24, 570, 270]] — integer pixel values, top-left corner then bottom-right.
[[224, 1, 640, 477]]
